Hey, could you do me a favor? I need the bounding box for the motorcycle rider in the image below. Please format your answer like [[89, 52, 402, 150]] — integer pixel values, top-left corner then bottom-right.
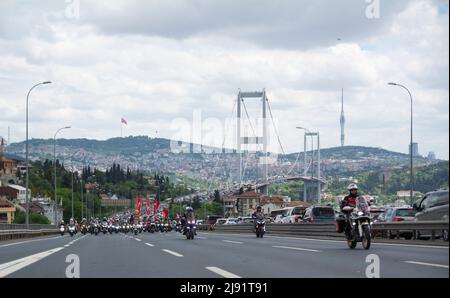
[[340, 183, 366, 238], [182, 206, 196, 235], [252, 206, 265, 232]]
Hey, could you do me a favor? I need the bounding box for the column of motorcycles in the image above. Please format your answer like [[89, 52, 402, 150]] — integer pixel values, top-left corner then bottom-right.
[[59, 218, 197, 239]]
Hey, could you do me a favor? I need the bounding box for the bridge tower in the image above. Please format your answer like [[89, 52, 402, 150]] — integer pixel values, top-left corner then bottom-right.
[[237, 90, 268, 195], [303, 132, 321, 203]]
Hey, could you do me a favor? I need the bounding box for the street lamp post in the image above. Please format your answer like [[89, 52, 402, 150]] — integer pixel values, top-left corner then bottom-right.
[[71, 163, 74, 219], [388, 82, 414, 206], [54, 126, 70, 225], [26, 81, 51, 228]]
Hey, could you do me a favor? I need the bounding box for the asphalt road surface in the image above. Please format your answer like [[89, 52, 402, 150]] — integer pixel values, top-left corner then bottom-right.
[[0, 231, 448, 278]]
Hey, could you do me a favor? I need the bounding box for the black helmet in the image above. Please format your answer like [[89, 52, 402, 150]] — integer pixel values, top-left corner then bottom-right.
[[256, 205, 262, 210]]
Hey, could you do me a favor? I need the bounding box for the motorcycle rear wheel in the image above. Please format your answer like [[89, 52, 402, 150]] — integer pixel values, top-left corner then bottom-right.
[[347, 239, 357, 249]]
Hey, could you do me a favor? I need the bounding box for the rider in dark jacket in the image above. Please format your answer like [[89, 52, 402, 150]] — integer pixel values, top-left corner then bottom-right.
[[252, 206, 265, 232]]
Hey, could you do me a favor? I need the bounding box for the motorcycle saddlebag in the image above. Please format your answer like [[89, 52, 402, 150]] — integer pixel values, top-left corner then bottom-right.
[[335, 217, 346, 233]]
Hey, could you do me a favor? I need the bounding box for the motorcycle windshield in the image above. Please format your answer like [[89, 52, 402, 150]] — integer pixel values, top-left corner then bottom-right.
[[356, 199, 370, 216]]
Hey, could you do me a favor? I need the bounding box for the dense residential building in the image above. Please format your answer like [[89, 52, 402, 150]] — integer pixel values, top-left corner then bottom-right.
[[260, 195, 289, 214], [223, 195, 238, 217], [235, 191, 263, 217], [0, 184, 30, 204], [0, 197, 16, 224]]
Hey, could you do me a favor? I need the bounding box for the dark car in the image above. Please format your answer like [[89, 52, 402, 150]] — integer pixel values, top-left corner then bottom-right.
[[414, 190, 449, 241], [382, 207, 416, 240], [302, 206, 336, 223], [205, 215, 222, 225]]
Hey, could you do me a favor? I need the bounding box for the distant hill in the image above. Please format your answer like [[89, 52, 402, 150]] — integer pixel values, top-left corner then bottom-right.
[[285, 145, 430, 162], [7, 136, 171, 155], [8, 137, 434, 162]]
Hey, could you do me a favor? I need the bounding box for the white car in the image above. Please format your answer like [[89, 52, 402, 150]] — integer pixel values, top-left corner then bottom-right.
[[273, 214, 285, 224], [216, 218, 228, 225], [224, 218, 238, 225], [281, 207, 307, 224]]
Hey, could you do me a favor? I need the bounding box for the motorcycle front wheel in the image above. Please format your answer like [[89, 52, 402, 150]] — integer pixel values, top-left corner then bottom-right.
[[362, 226, 371, 250]]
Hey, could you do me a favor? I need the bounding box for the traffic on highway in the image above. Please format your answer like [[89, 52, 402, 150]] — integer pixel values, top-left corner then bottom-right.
[[0, 0, 449, 287]]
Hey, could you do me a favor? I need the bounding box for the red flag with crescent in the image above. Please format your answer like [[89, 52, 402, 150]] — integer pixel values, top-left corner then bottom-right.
[[154, 199, 160, 215], [136, 195, 142, 215]]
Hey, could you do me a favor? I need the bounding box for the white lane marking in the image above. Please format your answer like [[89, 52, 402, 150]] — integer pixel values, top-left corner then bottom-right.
[[404, 261, 449, 269], [0, 247, 64, 278], [162, 249, 183, 257], [145, 243, 154, 247], [197, 237, 207, 239], [222, 240, 243, 244], [64, 244, 70, 247], [205, 266, 241, 278], [204, 233, 448, 249], [135, 238, 142, 242], [0, 236, 61, 248], [272, 245, 321, 252]]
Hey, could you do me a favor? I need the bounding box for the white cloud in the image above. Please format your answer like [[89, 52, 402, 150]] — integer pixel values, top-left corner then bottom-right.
[[0, 0, 448, 159]]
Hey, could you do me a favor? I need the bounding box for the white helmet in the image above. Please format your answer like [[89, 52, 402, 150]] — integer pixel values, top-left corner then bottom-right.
[[347, 183, 358, 191]]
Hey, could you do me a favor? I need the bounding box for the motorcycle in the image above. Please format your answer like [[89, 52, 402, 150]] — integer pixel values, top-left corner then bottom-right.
[[164, 223, 170, 233], [101, 222, 108, 234], [114, 224, 120, 234], [184, 220, 197, 240], [133, 224, 139, 235], [343, 202, 372, 249], [59, 224, 65, 236], [175, 223, 182, 233], [148, 222, 155, 233], [68, 225, 76, 237], [255, 219, 266, 238], [108, 223, 114, 234], [91, 223, 99, 235], [81, 224, 88, 235]]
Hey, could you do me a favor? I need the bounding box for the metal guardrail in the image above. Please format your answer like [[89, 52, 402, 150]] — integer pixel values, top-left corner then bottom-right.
[[198, 221, 449, 241], [0, 224, 56, 230], [0, 229, 59, 241]]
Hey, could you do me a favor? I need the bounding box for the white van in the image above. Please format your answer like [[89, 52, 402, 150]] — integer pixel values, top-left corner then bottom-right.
[[274, 206, 307, 224]]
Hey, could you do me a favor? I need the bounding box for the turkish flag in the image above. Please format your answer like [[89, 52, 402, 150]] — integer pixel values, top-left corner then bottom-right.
[[137, 195, 142, 215], [154, 199, 160, 215], [162, 209, 169, 218]]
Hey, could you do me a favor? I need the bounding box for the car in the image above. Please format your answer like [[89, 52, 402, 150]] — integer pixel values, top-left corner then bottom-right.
[[215, 218, 228, 225], [242, 217, 254, 224], [382, 207, 416, 240], [273, 214, 285, 224], [236, 217, 254, 224], [224, 218, 238, 225], [414, 190, 449, 241], [302, 206, 336, 223], [205, 215, 222, 225], [369, 206, 386, 222], [281, 206, 308, 224]]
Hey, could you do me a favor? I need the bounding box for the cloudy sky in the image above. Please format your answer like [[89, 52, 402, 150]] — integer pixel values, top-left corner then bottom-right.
[[0, 0, 448, 159]]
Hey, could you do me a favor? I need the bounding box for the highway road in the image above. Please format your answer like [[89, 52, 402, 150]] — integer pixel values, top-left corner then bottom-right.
[[0, 231, 448, 278]]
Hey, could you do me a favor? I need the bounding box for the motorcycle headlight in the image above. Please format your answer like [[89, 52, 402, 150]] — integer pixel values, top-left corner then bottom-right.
[[358, 211, 364, 216]]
